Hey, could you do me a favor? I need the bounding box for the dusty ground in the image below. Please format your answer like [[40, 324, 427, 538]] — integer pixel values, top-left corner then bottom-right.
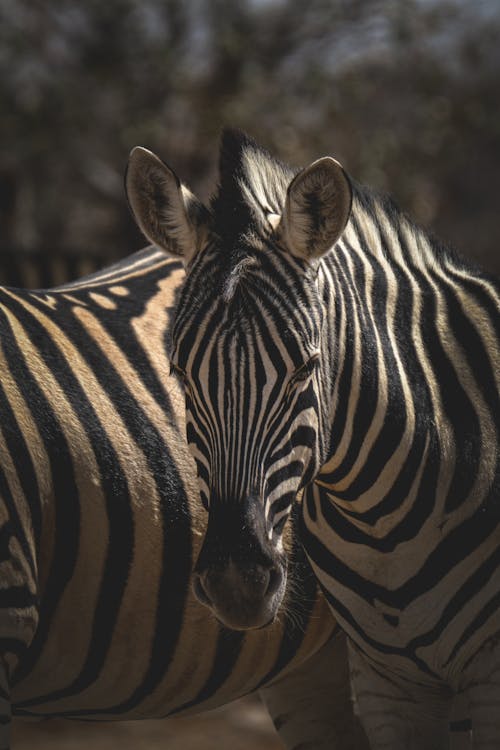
[[12, 696, 282, 750]]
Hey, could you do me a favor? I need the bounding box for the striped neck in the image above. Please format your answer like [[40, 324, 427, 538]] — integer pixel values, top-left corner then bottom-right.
[[315, 188, 499, 531]]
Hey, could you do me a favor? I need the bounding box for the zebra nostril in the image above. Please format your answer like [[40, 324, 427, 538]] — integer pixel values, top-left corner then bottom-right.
[[193, 572, 212, 607], [242, 565, 271, 598], [265, 567, 282, 597]]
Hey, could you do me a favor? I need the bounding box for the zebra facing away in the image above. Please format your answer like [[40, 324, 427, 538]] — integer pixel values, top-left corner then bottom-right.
[[126, 129, 500, 749], [0, 248, 369, 749]]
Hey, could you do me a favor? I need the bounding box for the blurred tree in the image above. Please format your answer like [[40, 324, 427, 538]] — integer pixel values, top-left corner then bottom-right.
[[0, 0, 499, 272]]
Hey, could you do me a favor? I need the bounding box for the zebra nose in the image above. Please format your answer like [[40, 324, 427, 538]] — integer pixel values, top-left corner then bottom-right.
[[195, 563, 272, 603], [192, 561, 284, 630]]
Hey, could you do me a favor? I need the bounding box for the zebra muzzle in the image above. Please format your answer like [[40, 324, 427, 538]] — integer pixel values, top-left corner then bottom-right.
[[193, 559, 286, 631]]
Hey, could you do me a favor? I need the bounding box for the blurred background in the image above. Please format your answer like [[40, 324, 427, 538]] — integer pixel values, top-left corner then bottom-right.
[[1, 0, 500, 283], [0, 0, 498, 746]]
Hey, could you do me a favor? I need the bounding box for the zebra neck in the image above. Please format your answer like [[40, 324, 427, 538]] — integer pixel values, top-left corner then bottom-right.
[[313, 193, 500, 530]]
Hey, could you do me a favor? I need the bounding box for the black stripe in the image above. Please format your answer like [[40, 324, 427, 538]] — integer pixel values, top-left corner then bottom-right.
[[7, 296, 133, 699], [0, 301, 82, 687], [307, 482, 500, 607], [21, 295, 192, 712], [439, 276, 500, 492], [27, 262, 180, 430], [406, 540, 500, 666], [0, 378, 41, 563], [171, 628, 245, 715], [300, 520, 438, 679]]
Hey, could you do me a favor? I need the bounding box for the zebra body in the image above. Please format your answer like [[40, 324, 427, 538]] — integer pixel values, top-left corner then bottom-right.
[[126, 130, 500, 748], [0, 247, 367, 749]]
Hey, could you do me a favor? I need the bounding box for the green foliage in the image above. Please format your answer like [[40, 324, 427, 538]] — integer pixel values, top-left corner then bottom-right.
[[0, 0, 499, 271]]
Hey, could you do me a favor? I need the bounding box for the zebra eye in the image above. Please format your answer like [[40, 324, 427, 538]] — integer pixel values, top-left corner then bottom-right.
[[288, 354, 320, 390], [170, 361, 188, 385]]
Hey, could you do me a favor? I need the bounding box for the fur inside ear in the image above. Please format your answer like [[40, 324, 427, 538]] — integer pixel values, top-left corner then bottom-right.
[[125, 147, 208, 264], [281, 157, 352, 261]]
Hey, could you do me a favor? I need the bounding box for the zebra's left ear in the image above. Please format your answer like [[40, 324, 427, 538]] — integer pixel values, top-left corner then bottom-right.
[[280, 157, 352, 261], [125, 146, 209, 265]]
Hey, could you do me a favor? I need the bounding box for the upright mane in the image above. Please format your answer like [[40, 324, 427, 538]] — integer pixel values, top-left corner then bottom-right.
[[206, 129, 296, 301]]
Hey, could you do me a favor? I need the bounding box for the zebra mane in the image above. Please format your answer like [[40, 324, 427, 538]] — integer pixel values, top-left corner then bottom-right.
[[216, 128, 294, 219], [349, 180, 472, 274], [209, 129, 296, 301], [209, 130, 486, 297]]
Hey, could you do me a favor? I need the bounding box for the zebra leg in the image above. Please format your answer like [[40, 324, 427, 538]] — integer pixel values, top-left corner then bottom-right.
[[460, 632, 500, 749], [0, 660, 11, 750], [348, 641, 452, 750], [259, 629, 369, 749]]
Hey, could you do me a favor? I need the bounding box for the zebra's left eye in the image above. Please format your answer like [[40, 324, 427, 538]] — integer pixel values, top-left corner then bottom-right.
[[288, 354, 320, 389]]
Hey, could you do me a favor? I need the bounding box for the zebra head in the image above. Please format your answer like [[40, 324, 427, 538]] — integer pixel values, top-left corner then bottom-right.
[[126, 130, 352, 630]]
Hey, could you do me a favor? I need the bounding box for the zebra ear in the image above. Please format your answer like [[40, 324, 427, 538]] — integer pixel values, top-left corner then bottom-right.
[[281, 157, 352, 261], [125, 147, 209, 265]]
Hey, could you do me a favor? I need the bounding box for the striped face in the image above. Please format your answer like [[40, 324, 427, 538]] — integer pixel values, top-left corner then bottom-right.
[[126, 130, 352, 629], [171, 244, 324, 526], [171, 242, 326, 629]]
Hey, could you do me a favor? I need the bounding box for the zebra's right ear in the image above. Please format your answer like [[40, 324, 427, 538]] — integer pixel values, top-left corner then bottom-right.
[[280, 157, 352, 261], [125, 147, 209, 265]]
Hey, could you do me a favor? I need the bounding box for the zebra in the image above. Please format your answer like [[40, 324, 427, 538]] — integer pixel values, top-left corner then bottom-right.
[[0, 245, 369, 750], [125, 129, 499, 749]]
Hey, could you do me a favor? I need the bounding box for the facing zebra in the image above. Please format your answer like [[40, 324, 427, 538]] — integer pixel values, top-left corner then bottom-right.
[[0, 247, 367, 749], [126, 130, 500, 749]]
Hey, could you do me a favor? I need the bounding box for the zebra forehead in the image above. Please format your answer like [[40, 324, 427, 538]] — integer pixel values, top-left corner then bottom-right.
[[222, 255, 260, 302]]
